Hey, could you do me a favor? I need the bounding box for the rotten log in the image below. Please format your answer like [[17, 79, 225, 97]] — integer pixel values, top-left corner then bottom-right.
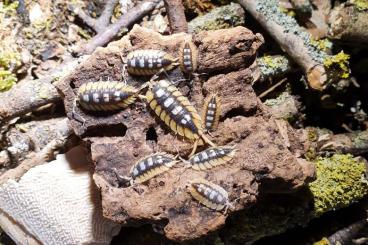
[[163, 0, 188, 33], [238, 0, 332, 90], [329, 2, 368, 45]]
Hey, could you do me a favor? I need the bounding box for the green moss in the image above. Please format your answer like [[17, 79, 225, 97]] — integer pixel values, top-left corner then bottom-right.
[[313, 237, 330, 245], [0, 1, 18, 15], [309, 154, 368, 216], [188, 3, 245, 33], [352, 0, 368, 11], [311, 39, 333, 52], [324, 51, 351, 79], [257, 55, 291, 79], [0, 69, 17, 92]]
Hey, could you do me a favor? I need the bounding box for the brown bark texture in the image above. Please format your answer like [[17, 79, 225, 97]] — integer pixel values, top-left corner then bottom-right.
[[56, 26, 315, 241]]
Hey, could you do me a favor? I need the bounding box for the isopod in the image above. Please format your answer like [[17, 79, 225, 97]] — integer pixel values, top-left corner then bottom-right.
[[143, 79, 216, 156], [185, 146, 236, 171], [188, 178, 232, 211], [126, 49, 178, 76], [77, 81, 139, 111], [130, 152, 178, 184], [179, 39, 198, 75], [202, 94, 221, 131]]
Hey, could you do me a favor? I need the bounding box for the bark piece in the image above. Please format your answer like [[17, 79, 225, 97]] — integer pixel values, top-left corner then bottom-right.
[[57, 25, 264, 137], [57, 26, 313, 241], [91, 69, 313, 241], [329, 2, 368, 45]]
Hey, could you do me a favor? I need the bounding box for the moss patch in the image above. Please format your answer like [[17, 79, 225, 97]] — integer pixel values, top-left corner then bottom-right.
[[352, 0, 368, 11], [324, 51, 351, 79], [309, 154, 368, 216]]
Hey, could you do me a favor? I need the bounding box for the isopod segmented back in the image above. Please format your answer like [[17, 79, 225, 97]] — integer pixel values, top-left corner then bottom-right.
[[188, 146, 236, 171], [77, 81, 138, 111], [145, 79, 216, 156], [145, 79, 203, 140], [202, 94, 221, 131], [179, 39, 198, 74], [126, 49, 177, 76], [130, 152, 178, 184], [188, 178, 229, 211]]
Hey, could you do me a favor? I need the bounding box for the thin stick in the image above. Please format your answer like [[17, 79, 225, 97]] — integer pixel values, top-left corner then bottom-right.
[[259, 78, 288, 99], [80, 1, 159, 54], [164, 0, 188, 33]]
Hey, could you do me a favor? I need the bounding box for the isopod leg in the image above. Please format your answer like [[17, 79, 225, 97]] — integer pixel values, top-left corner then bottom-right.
[[189, 139, 199, 157], [122, 64, 128, 85], [71, 99, 86, 126], [200, 133, 216, 147]]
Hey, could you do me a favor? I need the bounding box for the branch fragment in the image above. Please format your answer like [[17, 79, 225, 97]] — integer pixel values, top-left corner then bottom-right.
[[164, 0, 188, 33], [238, 0, 344, 90], [70, 0, 119, 34], [80, 0, 159, 55]]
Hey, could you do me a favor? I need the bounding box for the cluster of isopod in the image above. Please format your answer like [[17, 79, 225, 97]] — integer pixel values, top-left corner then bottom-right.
[[73, 38, 236, 213]]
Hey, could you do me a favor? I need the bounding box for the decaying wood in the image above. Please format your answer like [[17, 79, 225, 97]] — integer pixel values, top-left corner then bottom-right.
[[164, 0, 188, 33], [238, 0, 329, 90], [79, 1, 160, 55], [58, 25, 264, 136], [329, 2, 368, 45]]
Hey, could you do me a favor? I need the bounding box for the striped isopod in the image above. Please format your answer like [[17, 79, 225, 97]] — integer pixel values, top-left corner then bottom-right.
[[126, 49, 178, 76], [144, 79, 216, 156], [202, 94, 221, 131], [188, 178, 231, 211], [179, 39, 198, 75], [186, 146, 236, 171], [77, 81, 139, 111], [130, 152, 178, 184]]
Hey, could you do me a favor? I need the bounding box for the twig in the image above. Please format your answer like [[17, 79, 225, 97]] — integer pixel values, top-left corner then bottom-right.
[[0, 79, 59, 123], [70, 0, 119, 34], [164, 0, 188, 33], [238, 0, 330, 90], [80, 0, 160, 55], [259, 78, 288, 99], [327, 219, 367, 245], [0, 56, 83, 124]]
